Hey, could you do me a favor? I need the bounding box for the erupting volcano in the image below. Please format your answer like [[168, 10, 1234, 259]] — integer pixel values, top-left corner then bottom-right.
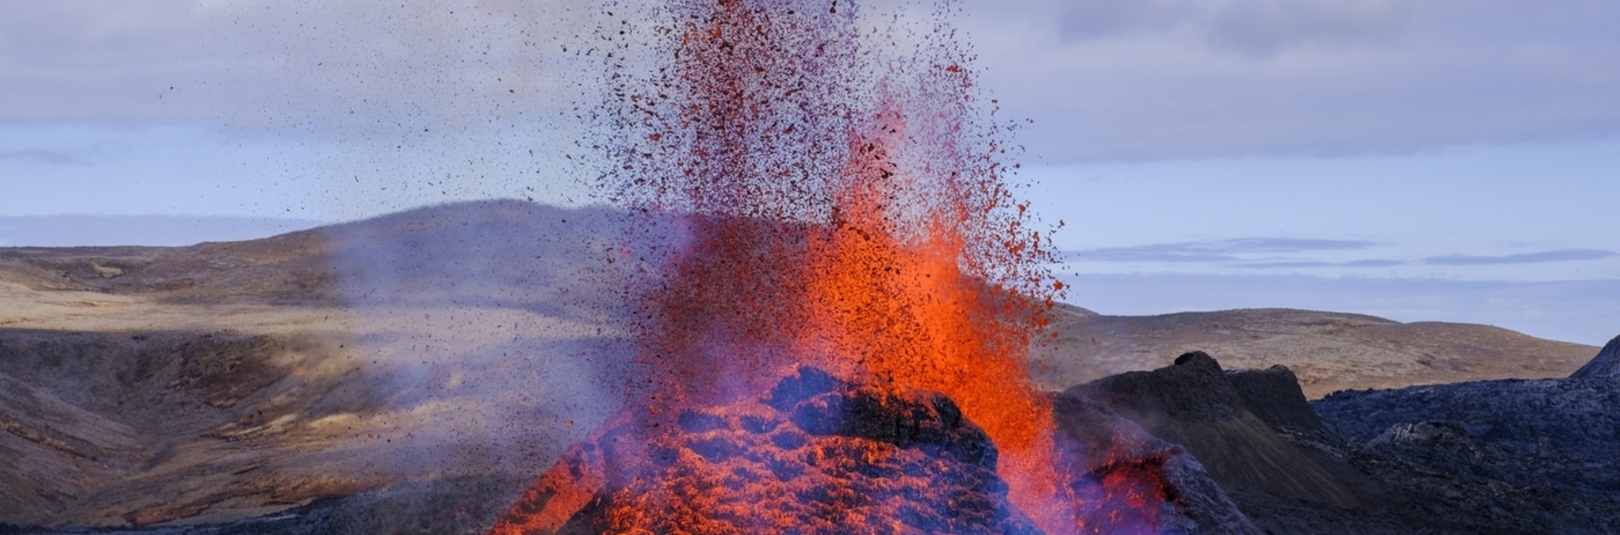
[[493, 1, 1191, 533]]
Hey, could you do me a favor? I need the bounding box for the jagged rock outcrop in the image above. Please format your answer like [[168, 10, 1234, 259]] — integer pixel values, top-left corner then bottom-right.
[[1225, 365, 1326, 436], [1312, 373, 1620, 534], [1316, 377, 1620, 504], [1570, 335, 1620, 379], [1079, 351, 1620, 534], [1049, 391, 1262, 535], [1073, 352, 1360, 509]]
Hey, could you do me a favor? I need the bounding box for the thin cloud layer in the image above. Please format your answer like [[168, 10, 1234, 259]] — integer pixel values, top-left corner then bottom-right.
[[4, 1, 1619, 162], [1425, 249, 1619, 266], [1067, 239, 1620, 275], [962, 0, 1620, 161], [1069, 237, 1375, 263], [1239, 259, 1405, 269], [0, 149, 91, 166], [0, 0, 590, 135], [1054, 0, 1414, 57]]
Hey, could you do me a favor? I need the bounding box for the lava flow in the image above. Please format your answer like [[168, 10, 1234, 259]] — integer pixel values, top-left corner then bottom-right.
[[493, 1, 1167, 533]]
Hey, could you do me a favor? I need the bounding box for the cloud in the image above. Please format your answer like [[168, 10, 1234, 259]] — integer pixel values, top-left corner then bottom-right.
[[1072, 240, 1620, 269], [0, 0, 590, 134], [1068, 237, 1375, 263], [962, 0, 1620, 161], [0, 149, 91, 166], [4, 0, 1620, 163], [1424, 249, 1618, 266], [1205, 0, 1413, 57], [1072, 247, 1242, 263], [1055, 0, 1201, 41], [1237, 259, 1405, 269], [1344, 259, 1405, 267], [1220, 238, 1377, 252], [1053, 0, 1414, 57]]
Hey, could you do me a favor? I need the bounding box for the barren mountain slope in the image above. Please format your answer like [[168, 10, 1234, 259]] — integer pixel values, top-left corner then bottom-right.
[[0, 201, 634, 526]]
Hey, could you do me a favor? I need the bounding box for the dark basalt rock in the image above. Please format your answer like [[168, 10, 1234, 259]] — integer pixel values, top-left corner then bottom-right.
[[1316, 376, 1620, 504], [1083, 351, 1247, 424], [1308, 335, 1620, 508], [1075, 352, 1361, 509], [1226, 365, 1326, 436], [1080, 350, 1620, 534], [1311, 373, 1620, 534], [1049, 391, 1263, 535], [769, 367, 998, 468], [1570, 334, 1620, 379]]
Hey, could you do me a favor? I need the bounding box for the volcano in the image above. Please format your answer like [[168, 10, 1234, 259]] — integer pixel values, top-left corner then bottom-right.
[[490, 367, 1039, 534], [508, 0, 1188, 531], [490, 366, 1259, 535]]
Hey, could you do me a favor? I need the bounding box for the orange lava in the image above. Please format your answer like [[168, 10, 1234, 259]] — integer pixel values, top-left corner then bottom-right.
[[491, 368, 1044, 534], [494, 1, 1165, 533]]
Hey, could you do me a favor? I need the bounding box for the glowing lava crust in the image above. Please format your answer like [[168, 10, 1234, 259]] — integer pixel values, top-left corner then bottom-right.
[[491, 367, 1043, 534]]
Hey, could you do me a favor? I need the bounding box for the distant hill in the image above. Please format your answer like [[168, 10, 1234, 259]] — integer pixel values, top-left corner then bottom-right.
[[0, 214, 322, 247], [0, 200, 630, 309], [1032, 304, 1598, 398]]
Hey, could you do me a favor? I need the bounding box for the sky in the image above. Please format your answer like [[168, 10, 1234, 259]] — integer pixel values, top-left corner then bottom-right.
[[1, 0, 1617, 343]]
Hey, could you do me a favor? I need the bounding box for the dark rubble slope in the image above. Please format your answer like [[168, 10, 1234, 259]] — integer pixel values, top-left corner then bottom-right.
[[1569, 335, 1620, 379], [1080, 351, 1620, 534], [1073, 353, 1362, 510], [1315, 373, 1620, 503]]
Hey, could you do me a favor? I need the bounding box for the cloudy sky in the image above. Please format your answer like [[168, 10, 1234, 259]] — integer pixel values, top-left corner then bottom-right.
[[2, 0, 1617, 343]]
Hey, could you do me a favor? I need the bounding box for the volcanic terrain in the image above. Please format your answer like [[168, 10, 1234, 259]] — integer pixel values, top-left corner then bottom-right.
[[0, 201, 1610, 533]]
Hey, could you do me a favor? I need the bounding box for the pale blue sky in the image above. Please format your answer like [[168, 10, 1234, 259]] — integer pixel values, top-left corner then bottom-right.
[[1, 1, 1616, 343]]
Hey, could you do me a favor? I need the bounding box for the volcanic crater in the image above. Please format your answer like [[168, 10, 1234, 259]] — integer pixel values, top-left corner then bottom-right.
[[492, 366, 1038, 535]]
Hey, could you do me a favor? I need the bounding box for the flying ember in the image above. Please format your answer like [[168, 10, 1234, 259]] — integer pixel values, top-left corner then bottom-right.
[[492, 1, 1169, 533]]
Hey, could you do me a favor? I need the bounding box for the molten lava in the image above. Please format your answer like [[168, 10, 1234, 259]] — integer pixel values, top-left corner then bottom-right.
[[490, 367, 1043, 534], [494, 0, 1171, 533]]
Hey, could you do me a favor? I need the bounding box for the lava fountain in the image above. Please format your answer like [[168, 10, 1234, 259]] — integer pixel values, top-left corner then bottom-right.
[[492, 1, 1167, 533]]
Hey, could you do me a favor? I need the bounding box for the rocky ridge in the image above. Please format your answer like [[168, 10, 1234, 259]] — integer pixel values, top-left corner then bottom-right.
[[1080, 348, 1620, 534], [1569, 335, 1620, 379], [1315, 370, 1620, 506]]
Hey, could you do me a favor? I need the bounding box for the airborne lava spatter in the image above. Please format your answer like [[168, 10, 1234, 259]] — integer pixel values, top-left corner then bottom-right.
[[497, 0, 1165, 532]]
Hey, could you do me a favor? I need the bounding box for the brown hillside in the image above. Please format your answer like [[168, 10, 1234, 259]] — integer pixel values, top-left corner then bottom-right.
[[1031, 304, 1598, 398]]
